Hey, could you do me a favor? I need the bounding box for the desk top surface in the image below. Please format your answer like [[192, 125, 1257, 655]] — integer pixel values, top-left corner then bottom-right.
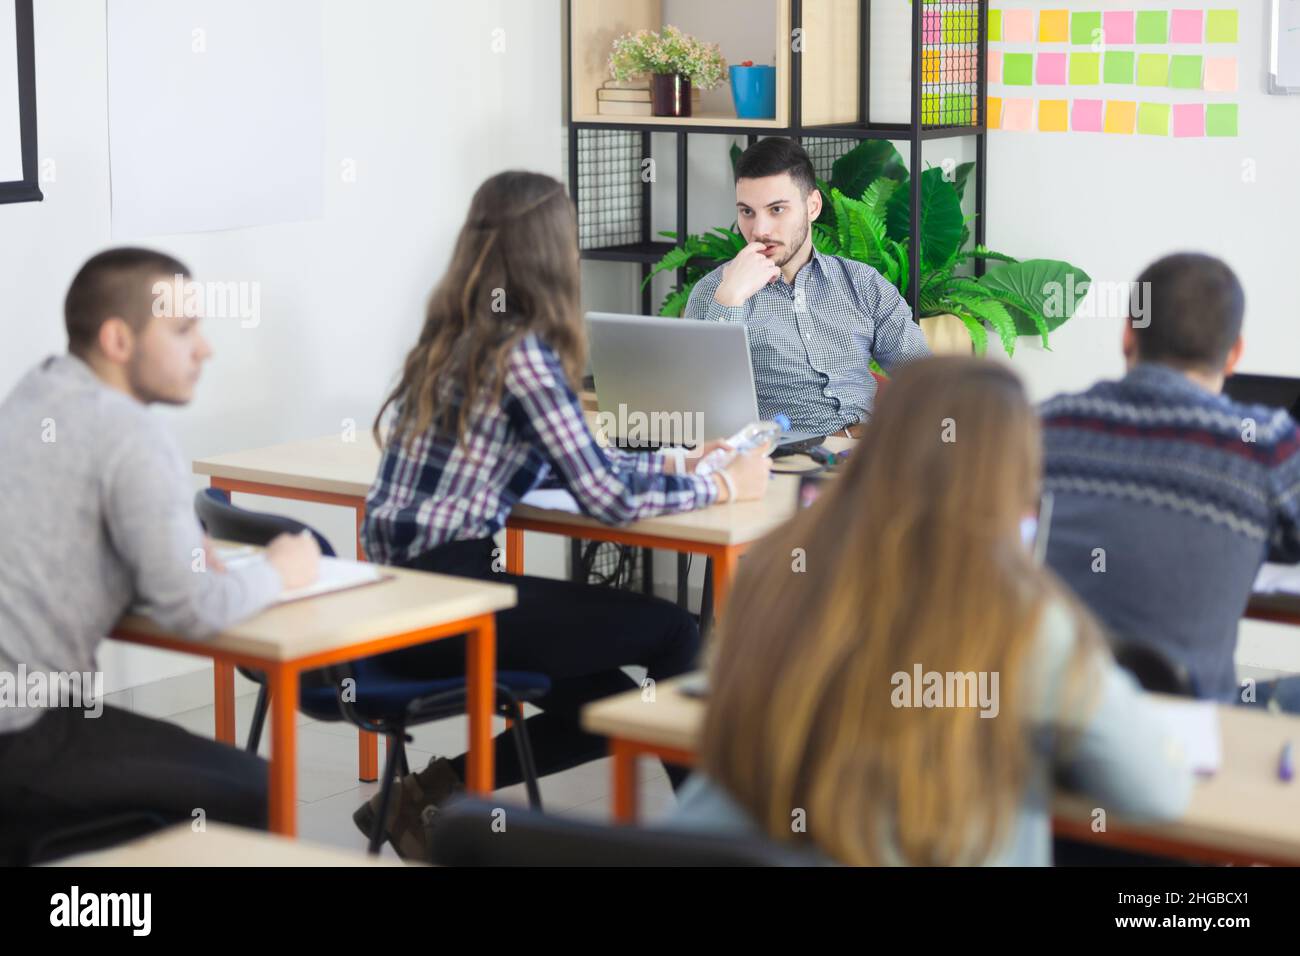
[[112, 560, 515, 663], [583, 674, 1300, 864]]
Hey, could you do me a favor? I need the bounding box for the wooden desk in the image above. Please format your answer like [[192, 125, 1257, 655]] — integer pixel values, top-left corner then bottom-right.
[[109, 561, 515, 836], [49, 822, 415, 867], [193, 433, 847, 777], [582, 673, 1300, 866]]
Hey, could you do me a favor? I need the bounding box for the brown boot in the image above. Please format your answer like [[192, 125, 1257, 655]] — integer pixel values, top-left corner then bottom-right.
[[352, 756, 463, 860]]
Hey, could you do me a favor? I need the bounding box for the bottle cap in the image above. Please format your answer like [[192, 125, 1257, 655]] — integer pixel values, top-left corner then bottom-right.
[[773, 413, 791, 432]]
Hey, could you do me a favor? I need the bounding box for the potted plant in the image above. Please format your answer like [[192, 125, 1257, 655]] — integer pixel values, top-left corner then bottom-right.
[[608, 25, 727, 118], [645, 141, 1090, 357]]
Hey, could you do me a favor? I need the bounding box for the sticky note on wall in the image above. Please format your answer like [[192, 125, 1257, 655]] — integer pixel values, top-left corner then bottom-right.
[[1137, 53, 1170, 87], [1104, 11, 1135, 44], [1170, 9, 1204, 44], [1104, 51, 1135, 84], [1137, 102, 1171, 135], [1039, 10, 1069, 43], [1104, 100, 1137, 134], [1001, 98, 1034, 131], [1173, 103, 1205, 138], [987, 96, 1003, 130], [1003, 9, 1035, 43], [1003, 53, 1034, 86], [1206, 10, 1238, 44], [1071, 99, 1104, 132], [1204, 57, 1238, 93], [1169, 55, 1204, 90], [988, 51, 1004, 84], [944, 11, 979, 43], [1038, 99, 1069, 131], [1037, 52, 1067, 85], [1070, 53, 1101, 85], [1206, 103, 1238, 136], [989, 9, 1002, 43], [1071, 11, 1101, 46], [1136, 10, 1168, 44]]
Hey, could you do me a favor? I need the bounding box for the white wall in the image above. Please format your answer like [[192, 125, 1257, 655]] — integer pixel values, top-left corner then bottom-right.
[[0, 0, 569, 691]]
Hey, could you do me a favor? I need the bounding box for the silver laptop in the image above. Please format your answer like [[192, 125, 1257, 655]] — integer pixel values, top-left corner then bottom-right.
[[585, 312, 821, 449]]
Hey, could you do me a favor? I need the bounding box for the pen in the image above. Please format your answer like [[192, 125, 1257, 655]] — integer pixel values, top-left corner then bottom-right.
[[1280, 741, 1294, 783]]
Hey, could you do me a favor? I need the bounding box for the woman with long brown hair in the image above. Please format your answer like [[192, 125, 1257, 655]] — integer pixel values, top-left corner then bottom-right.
[[354, 171, 772, 858], [672, 356, 1193, 865]]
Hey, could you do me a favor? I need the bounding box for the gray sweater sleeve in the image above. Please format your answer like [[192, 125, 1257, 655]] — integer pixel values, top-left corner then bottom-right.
[[103, 425, 283, 639], [1031, 601, 1195, 820]]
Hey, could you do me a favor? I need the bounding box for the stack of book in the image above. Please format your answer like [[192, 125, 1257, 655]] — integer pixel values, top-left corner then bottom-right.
[[597, 77, 702, 116]]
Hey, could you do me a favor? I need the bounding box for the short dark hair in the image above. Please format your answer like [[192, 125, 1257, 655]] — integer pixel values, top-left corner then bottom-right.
[[65, 247, 190, 358], [734, 137, 816, 197], [1130, 253, 1244, 371]]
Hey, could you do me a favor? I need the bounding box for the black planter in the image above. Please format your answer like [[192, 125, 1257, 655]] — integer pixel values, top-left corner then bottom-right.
[[651, 73, 692, 117]]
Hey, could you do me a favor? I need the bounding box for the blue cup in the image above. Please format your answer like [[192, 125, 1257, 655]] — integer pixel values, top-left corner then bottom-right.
[[729, 64, 776, 119]]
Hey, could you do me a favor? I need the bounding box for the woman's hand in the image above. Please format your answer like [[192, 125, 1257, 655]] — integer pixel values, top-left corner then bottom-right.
[[685, 437, 733, 473]]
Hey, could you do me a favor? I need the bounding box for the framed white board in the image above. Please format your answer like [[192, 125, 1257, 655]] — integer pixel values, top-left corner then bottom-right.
[[0, 0, 41, 204]]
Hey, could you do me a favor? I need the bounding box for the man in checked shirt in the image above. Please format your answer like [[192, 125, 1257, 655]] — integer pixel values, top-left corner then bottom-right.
[[685, 138, 930, 438]]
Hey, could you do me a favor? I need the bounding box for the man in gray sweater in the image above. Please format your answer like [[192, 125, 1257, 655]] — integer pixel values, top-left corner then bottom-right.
[[0, 248, 319, 863]]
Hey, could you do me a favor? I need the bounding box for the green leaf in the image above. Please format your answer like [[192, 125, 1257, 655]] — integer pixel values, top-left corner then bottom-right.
[[729, 142, 743, 178], [886, 167, 964, 271], [658, 284, 695, 317], [975, 259, 1091, 340], [951, 162, 975, 201], [949, 293, 1018, 357], [861, 178, 900, 219], [948, 307, 989, 355], [830, 140, 907, 201]]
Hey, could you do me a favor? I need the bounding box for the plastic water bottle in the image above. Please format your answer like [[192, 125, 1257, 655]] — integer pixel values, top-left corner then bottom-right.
[[694, 413, 790, 477]]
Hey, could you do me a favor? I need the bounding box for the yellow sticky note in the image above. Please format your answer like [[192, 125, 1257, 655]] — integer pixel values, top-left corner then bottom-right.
[[1039, 10, 1069, 42], [922, 50, 940, 83], [987, 96, 1003, 130], [1103, 100, 1137, 134], [1038, 99, 1069, 132]]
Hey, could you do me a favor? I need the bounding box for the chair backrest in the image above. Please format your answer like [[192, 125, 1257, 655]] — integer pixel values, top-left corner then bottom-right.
[[194, 488, 336, 557], [1113, 640, 1195, 697], [429, 798, 806, 867]]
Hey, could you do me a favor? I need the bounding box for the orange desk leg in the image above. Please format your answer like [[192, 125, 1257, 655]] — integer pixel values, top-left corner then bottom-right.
[[267, 663, 300, 836], [505, 527, 525, 574], [464, 615, 497, 795], [710, 546, 741, 621], [353, 504, 380, 783], [610, 739, 640, 824], [213, 661, 236, 744]]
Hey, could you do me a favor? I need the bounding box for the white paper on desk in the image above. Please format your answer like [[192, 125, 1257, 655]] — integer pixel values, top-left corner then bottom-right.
[[217, 551, 384, 604], [1146, 697, 1222, 775], [1253, 563, 1300, 595], [519, 489, 582, 514]]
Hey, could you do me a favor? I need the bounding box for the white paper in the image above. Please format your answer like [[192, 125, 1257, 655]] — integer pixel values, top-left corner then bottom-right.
[[1147, 697, 1222, 775], [218, 550, 384, 604], [106, 0, 324, 237], [1253, 562, 1300, 595], [519, 489, 582, 514], [0, 0, 23, 183]]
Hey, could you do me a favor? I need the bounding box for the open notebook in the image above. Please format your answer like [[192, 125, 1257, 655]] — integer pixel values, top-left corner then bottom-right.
[[1253, 563, 1300, 596], [215, 547, 389, 604]]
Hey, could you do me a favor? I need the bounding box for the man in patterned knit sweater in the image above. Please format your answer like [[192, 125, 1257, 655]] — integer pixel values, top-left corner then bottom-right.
[[1042, 252, 1300, 709]]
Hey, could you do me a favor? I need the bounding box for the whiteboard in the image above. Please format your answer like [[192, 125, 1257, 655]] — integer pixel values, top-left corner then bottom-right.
[[1271, 0, 1300, 90], [106, 0, 325, 237], [0, 0, 23, 184]]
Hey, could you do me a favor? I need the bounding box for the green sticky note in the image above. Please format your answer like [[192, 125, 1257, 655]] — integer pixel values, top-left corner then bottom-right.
[[1136, 10, 1168, 44], [1206, 9, 1238, 43], [1003, 53, 1034, 86], [1104, 50, 1135, 84], [1069, 52, 1101, 84], [922, 92, 941, 124], [943, 10, 979, 43], [1169, 55, 1203, 90], [1071, 11, 1101, 46], [1137, 102, 1170, 135], [1137, 53, 1169, 87], [1206, 103, 1238, 136], [989, 9, 1002, 42], [943, 93, 973, 124]]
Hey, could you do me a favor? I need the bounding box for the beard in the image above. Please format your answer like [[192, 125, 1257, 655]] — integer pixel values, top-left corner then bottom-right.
[[771, 213, 810, 269]]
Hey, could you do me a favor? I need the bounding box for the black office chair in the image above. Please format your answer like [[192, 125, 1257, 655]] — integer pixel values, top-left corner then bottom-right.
[[1112, 640, 1195, 697], [429, 798, 807, 866], [194, 489, 550, 852]]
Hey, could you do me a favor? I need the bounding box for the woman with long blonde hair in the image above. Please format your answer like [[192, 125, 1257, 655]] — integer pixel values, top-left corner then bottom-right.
[[673, 356, 1192, 865]]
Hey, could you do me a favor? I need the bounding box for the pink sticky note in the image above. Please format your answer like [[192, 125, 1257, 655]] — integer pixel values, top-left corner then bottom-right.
[[1171, 9, 1204, 43], [1036, 53, 1067, 85], [1173, 103, 1205, 138], [1003, 9, 1035, 43], [1204, 57, 1238, 92], [1072, 99, 1104, 132], [923, 10, 942, 43], [1001, 98, 1034, 131], [1104, 11, 1135, 45], [989, 50, 1004, 84], [942, 51, 977, 83]]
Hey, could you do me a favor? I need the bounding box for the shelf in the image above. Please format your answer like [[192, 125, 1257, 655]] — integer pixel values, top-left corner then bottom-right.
[[580, 241, 677, 263], [573, 112, 786, 130]]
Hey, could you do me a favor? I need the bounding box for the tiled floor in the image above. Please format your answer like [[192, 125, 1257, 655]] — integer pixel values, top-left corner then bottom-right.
[[168, 690, 678, 860]]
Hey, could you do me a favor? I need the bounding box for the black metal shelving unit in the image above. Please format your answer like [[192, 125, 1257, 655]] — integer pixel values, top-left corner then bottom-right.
[[565, 0, 990, 317]]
